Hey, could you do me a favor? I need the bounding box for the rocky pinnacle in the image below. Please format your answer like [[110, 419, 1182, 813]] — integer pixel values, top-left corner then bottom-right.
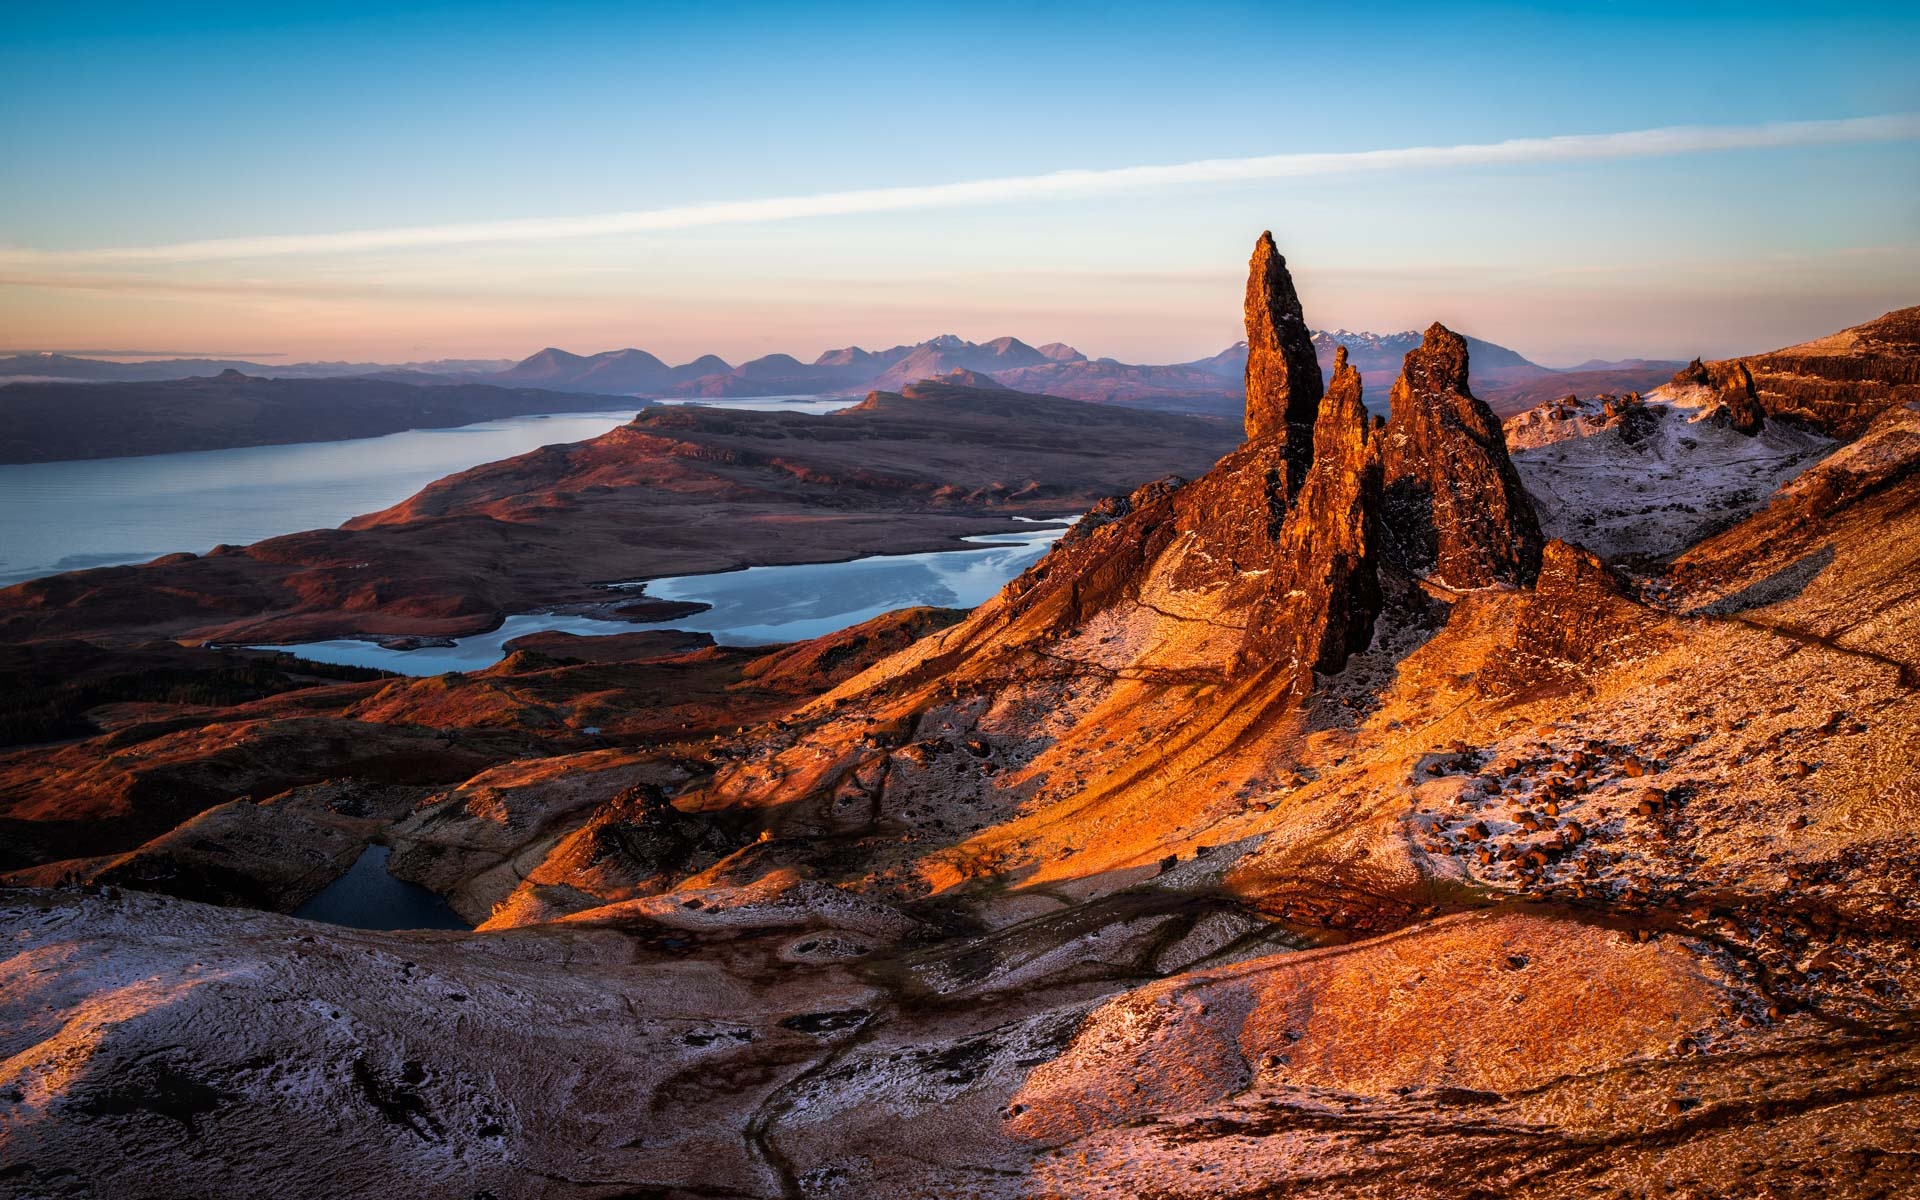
[[1381, 323, 1544, 588], [1244, 344, 1384, 680], [1243, 231, 1324, 493], [1712, 360, 1765, 436]]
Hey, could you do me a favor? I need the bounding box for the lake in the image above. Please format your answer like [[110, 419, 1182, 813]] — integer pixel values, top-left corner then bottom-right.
[[0, 394, 853, 587], [292, 844, 471, 931], [257, 519, 1074, 674]]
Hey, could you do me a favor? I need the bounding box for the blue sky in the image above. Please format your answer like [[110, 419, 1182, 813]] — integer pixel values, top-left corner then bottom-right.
[[2, 1, 1916, 364]]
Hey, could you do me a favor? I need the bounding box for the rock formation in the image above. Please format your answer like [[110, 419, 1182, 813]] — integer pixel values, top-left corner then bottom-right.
[[1240, 347, 1383, 679], [1670, 356, 1712, 389], [1242, 231, 1324, 492], [1501, 385, 1834, 562], [1477, 539, 1673, 696], [1381, 323, 1544, 587], [1708, 360, 1766, 435], [987, 339, 1381, 690], [1710, 304, 1920, 437], [7, 246, 1920, 1200], [1671, 307, 1920, 437]]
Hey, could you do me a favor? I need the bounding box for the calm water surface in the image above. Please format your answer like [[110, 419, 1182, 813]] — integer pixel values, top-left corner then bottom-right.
[[660, 394, 856, 416], [0, 409, 636, 586], [292, 845, 470, 931], [0, 394, 855, 588], [258, 520, 1073, 674]]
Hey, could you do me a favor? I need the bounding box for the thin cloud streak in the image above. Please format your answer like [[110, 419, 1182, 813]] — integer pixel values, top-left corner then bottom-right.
[[8, 114, 1917, 266]]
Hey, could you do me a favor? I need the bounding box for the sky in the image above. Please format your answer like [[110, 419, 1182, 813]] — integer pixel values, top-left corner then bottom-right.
[[2, 1, 1917, 367]]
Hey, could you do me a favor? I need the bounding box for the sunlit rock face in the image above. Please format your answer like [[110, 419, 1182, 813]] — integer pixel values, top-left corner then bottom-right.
[[1710, 360, 1767, 435], [1671, 356, 1768, 436], [1704, 303, 1920, 437], [1237, 346, 1384, 684], [1242, 231, 1324, 488], [1381, 322, 1544, 589]]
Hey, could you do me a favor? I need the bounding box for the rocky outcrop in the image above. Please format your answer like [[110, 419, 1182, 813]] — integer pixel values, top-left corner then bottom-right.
[[1477, 539, 1672, 696], [994, 346, 1381, 689], [973, 241, 1363, 671], [1505, 389, 1834, 563], [1243, 232, 1324, 490], [1671, 357, 1712, 389], [1058, 476, 1185, 548], [1692, 306, 1920, 438], [1502, 390, 1660, 452], [1666, 309, 1920, 439], [1381, 323, 1544, 588], [478, 779, 745, 926], [1708, 360, 1765, 435], [1241, 347, 1383, 679]]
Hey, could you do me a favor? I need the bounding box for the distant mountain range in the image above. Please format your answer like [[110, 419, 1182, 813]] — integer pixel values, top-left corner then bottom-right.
[[481, 330, 1630, 417], [494, 347, 729, 394], [1005, 329, 1570, 417], [483, 334, 1095, 400], [0, 332, 1686, 421]]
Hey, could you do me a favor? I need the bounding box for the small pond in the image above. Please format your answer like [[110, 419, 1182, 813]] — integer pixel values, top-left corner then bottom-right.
[[292, 845, 471, 931]]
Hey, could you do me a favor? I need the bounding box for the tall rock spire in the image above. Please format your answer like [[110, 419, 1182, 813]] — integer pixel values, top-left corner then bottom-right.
[[1243, 231, 1324, 492], [1380, 323, 1543, 588], [1241, 345, 1384, 681]]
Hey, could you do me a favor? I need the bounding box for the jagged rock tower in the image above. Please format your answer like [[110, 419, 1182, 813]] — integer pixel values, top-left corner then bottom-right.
[[1381, 323, 1544, 588], [698, 232, 1555, 863], [1239, 345, 1384, 681], [877, 236, 1545, 720], [1243, 231, 1324, 494]]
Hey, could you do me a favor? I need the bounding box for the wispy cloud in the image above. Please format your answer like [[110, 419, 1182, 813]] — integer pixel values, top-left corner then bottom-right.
[[8, 114, 1917, 266]]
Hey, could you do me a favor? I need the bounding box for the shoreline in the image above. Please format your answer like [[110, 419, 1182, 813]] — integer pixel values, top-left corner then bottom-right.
[[0, 381, 1237, 650], [232, 515, 1077, 665]]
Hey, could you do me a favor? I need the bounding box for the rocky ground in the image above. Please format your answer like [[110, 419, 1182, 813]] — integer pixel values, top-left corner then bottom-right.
[[1507, 385, 1835, 562], [1, 255, 1917, 1198]]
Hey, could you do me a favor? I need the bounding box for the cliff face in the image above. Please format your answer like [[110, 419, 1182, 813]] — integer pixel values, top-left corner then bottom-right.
[[1381, 323, 1545, 588], [1694, 305, 1920, 437], [1242, 231, 1324, 490]]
